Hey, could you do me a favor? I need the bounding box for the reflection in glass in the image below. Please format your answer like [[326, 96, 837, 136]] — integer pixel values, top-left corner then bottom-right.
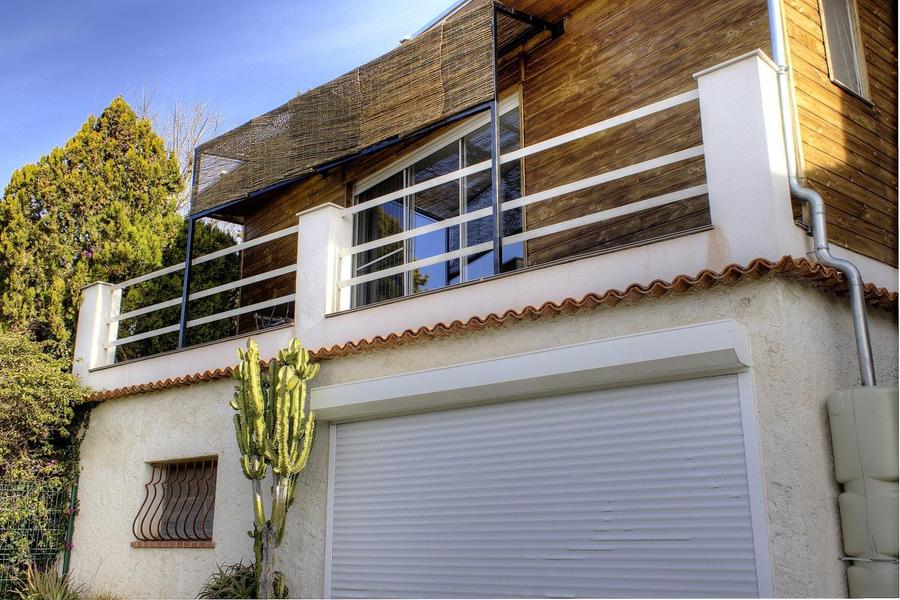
[[353, 172, 405, 306], [351, 106, 524, 307]]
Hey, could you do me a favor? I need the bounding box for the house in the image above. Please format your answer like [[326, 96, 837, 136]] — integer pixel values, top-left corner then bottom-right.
[[68, 0, 898, 597]]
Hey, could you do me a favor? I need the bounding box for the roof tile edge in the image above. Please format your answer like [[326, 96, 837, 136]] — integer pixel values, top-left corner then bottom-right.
[[84, 256, 897, 402]]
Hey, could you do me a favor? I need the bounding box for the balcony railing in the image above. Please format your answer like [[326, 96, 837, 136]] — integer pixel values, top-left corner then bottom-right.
[[105, 225, 299, 361], [96, 87, 708, 363], [337, 89, 706, 293], [75, 51, 809, 387]]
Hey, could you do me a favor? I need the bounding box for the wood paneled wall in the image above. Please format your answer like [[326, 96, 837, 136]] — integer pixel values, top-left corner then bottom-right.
[[238, 173, 344, 314], [785, 0, 897, 266], [236, 0, 897, 307], [519, 0, 771, 264]]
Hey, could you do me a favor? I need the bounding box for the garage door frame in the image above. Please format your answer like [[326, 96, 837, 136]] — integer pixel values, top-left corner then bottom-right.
[[318, 320, 773, 597]]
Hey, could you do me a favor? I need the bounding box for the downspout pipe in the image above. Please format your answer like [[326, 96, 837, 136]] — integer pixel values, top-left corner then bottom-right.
[[767, 0, 877, 386]]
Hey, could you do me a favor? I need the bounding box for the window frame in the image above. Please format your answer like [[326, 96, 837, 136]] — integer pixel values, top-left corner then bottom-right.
[[350, 93, 523, 307], [353, 93, 521, 197], [818, 0, 872, 104]]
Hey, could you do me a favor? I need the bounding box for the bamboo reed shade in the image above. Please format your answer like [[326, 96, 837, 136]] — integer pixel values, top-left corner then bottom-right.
[[191, 0, 529, 216]]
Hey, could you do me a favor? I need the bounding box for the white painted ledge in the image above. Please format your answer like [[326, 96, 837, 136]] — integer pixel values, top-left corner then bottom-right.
[[81, 325, 292, 393], [310, 319, 751, 421]]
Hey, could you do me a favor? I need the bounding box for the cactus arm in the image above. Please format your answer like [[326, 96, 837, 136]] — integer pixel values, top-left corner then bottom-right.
[[251, 477, 266, 529], [292, 414, 316, 473]]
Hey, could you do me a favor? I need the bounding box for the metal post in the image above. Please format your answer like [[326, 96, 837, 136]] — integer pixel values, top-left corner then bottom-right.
[[61, 478, 78, 577], [178, 216, 196, 349], [190, 147, 201, 203], [489, 6, 503, 274]]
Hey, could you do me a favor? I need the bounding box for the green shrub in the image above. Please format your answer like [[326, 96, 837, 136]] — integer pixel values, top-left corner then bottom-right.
[[0, 331, 87, 592], [196, 562, 287, 599], [15, 564, 84, 600]]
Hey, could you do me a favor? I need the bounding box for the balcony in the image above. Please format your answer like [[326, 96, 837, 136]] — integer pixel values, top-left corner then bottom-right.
[[76, 51, 867, 392]]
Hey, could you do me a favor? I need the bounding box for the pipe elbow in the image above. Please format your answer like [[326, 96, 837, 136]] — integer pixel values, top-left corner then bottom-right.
[[788, 178, 864, 286]]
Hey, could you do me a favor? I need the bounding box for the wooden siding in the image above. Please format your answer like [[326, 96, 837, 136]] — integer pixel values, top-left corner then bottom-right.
[[237, 172, 344, 318], [519, 0, 771, 264], [785, 0, 898, 265], [235, 0, 783, 304]]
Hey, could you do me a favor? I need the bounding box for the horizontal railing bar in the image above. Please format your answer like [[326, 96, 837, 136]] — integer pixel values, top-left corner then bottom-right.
[[112, 297, 183, 323], [189, 264, 296, 302], [112, 225, 299, 290], [184, 294, 296, 329], [110, 264, 298, 323], [500, 146, 705, 213], [104, 294, 297, 348], [112, 264, 185, 291], [499, 90, 700, 164], [340, 242, 493, 289], [340, 89, 699, 219], [342, 145, 704, 262], [353, 247, 404, 274], [501, 184, 709, 246], [339, 148, 705, 287], [105, 324, 180, 348], [192, 225, 299, 267], [344, 161, 491, 217], [342, 207, 494, 258]]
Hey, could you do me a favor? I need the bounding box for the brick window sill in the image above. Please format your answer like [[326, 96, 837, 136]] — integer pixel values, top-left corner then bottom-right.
[[131, 540, 215, 549]]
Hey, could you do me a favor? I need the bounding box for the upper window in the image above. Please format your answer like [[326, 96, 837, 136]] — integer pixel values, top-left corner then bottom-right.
[[820, 0, 870, 100], [351, 100, 524, 308], [132, 458, 218, 543]]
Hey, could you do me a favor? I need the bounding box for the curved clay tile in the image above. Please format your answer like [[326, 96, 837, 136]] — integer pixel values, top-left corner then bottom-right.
[[85, 256, 896, 402]]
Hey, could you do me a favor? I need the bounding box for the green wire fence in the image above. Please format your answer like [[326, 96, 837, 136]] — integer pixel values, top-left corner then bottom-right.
[[0, 480, 77, 598]]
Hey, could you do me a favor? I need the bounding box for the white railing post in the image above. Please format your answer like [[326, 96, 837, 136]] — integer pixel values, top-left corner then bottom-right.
[[73, 282, 121, 379], [694, 50, 802, 264], [295, 203, 353, 349]]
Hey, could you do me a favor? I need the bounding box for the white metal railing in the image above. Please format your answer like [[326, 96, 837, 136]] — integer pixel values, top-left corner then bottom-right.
[[100, 89, 706, 353], [105, 225, 299, 350], [338, 89, 706, 290]]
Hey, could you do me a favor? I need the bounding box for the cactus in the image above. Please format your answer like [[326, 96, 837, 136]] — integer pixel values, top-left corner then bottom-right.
[[231, 338, 318, 599]]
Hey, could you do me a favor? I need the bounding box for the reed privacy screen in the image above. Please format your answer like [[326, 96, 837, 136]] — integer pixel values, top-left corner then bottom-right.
[[191, 1, 542, 216]]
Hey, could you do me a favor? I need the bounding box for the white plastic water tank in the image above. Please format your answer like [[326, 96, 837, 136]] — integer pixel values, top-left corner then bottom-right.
[[828, 386, 899, 598]]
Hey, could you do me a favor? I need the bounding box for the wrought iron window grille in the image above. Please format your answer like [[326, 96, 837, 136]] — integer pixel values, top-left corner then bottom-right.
[[132, 458, 218, 542]]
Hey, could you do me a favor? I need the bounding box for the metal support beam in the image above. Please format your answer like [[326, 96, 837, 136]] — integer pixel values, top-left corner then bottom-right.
[[490, 8, 503, 275], [177, 216, 196, 349], [190, 147, 201, 204], [494, 2, 565, 38]]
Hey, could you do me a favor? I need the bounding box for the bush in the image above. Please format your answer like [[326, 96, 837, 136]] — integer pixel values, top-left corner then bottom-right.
[[196, 562, 287, 599], [0, 331, 87, 592], [15, 564, 84, 600], [116, 219, 240, 361]]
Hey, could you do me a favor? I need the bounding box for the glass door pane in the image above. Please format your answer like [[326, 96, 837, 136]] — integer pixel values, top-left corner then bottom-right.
[[410, 142, 460, 293], [353, 172, 406, 307]]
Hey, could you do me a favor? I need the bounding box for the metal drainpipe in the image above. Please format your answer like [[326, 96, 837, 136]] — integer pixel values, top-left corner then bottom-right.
[[767, 0, 876, 386]]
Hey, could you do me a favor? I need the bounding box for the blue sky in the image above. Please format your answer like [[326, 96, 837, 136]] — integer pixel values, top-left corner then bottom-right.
[[0, 0, 453, 189]]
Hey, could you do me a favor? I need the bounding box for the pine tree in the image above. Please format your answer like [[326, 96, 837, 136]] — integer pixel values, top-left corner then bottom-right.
[[0, 97, 183, 353]]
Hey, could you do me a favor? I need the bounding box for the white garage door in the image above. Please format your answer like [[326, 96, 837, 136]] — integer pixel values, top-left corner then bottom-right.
[[328, 375, 764, 598]]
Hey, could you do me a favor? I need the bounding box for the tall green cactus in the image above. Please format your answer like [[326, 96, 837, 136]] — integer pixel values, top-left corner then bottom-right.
[[231, 338, 318, 599]]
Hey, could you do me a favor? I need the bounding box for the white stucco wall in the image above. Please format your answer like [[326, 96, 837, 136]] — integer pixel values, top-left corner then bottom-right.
[[312, 277, 897, 598], [70, 276, 897, 598], [69, 380, 329, 599]]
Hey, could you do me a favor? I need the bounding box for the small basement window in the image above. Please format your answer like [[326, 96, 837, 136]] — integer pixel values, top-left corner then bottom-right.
[[819, 0, 870, 100], [132, 458, 218, 543], [350, 97, 524, 308]]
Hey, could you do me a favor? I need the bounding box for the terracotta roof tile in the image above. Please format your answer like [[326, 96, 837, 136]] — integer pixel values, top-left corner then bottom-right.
[[85, 256, 896, 402]]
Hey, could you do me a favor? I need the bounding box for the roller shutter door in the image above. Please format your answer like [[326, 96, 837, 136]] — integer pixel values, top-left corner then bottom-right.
[[329, 375, 762, 598]]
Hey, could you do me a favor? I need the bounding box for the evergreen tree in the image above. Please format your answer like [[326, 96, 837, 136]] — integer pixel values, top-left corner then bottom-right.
[[116, 219, 240, 361], [0, 97, 183, 353]]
